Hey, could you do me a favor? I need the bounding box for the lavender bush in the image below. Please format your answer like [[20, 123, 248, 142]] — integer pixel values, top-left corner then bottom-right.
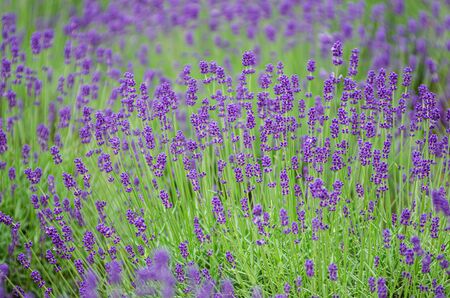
[[0, 0, 449, 297]]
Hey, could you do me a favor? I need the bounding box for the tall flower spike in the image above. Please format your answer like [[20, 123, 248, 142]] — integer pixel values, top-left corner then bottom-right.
[[331, 40, 343, 66], [242, 51, 256, 67], [305, 259, 314, 277], [328, 263, 338, 281]]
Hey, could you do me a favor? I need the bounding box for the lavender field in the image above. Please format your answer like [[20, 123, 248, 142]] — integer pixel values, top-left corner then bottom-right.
[[0, 0, 449, 297]]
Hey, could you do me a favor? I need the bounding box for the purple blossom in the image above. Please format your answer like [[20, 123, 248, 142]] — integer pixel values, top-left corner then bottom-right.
[[179, 241, 189, 259], [331, 40, 343, 66], [377, 278, 387, 298], [305, 259, 314, 277], [432, 188, 450, 217], [105, 261, 122, 285], [328, 263, 338, 281], [159, 190, 173, 209], [212, 196, 226, 224], [242, 51, 256, 67]]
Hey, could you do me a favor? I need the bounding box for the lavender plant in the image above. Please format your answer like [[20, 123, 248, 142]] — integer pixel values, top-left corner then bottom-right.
[[0, 0, 449, 297]]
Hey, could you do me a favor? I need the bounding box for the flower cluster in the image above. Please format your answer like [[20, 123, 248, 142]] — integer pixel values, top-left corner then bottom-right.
[[0, 1, 449, 298]]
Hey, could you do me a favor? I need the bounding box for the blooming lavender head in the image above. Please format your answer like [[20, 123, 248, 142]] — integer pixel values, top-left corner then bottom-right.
[[242, 51, 256, 67], [328, 263, 338, 281], [377, 278, 387, 298], [80, 270, 98, 298], [105, 261, 122, 285], [305, 259, 314, 277], [0, 263, 8, 282], [431, 188, 450, 217], [331, 41, 343, 66]]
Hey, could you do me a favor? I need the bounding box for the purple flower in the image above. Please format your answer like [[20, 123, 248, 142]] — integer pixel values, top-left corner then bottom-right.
[[240, 197, 249, 217], [199, 61, 208, 74], [422, 253, 432, 274], [328, 263, 338, 281], [220, 279, 235, 297], [105, 261, 122, 285], [295, 276, 302, 292], [50, 146, 63, 164], [368, 277, 376, 292], [194, 217, 205, 243], [31, 31, 41, 54], [82, 231, 96, 252], [179, 241, 189, 259], [1, 58, 11, 79], [175, 263, 185, 282], [226, 251, 235, 267], [212, 196, 226, 224], [242, 51, 256, 67], [331, 40, 343, 66], [430, 217, 439, 238], [280, 169, 289, 195], [43, 29, 54, 49], [404, 248, 414, 265], [265, 24, 277, 42], [36, 124, 49, 151], [252, 287, 263, 298], [74, 158, 88, 175], [253, 204, 262, 217], [0, 263, 8, 281], [348, 48, 360, 76], [383, 229, 391, 248], [8, 167, 15, 180], [31, 270, 45, 288], [402, 67, 412, 87], [374, 256, 380, 268], [159, 190, 173, 209], [120, 172, 132, 192], [284, 282, 291, 294], [0, 128, 8, 154], [234, 167, 244, 183], [400, 208, 411, 226], [307, 59, 316, 73], [17, 253, 30, 269], [24, 167, 42, 185], [431, 188, 450, 217], [377, 278, 387, 298], [80, 270, 98, 298], [280, 208, 289, 227], [305, 259, 314, 277], [197, 280, 214, 297], [62, 172, 76, 190]]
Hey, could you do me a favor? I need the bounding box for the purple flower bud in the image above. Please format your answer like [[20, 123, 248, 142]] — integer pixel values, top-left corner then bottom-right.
[[331, 41, 343, 66], [0, 128, 9, 155], [431, 188, 450, 217], [328, 263, 338, 281], [159, 190, 173, 209], [31, 270, 45, 288], [242, 51, 256, 67], [31, 32, 41, 54], [383, 229, 391, 248], [305, 259, 314, 277], [402, 67, 412, 87], [80, 270, 98, 297], [348, 48, 359, 76], [179, 241, 189, 259], [105, 261, 122, 285], [50, 146, 62, 164], [368, 277, 376, 292], [212, 196, 226, 224], [377, 278, 387, 298], [17, 253, 30, 269], [225, 251, 235, 267]]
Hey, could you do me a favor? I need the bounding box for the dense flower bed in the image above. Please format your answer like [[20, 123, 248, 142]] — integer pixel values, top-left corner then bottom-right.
[[0, 1, 449, 297]]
